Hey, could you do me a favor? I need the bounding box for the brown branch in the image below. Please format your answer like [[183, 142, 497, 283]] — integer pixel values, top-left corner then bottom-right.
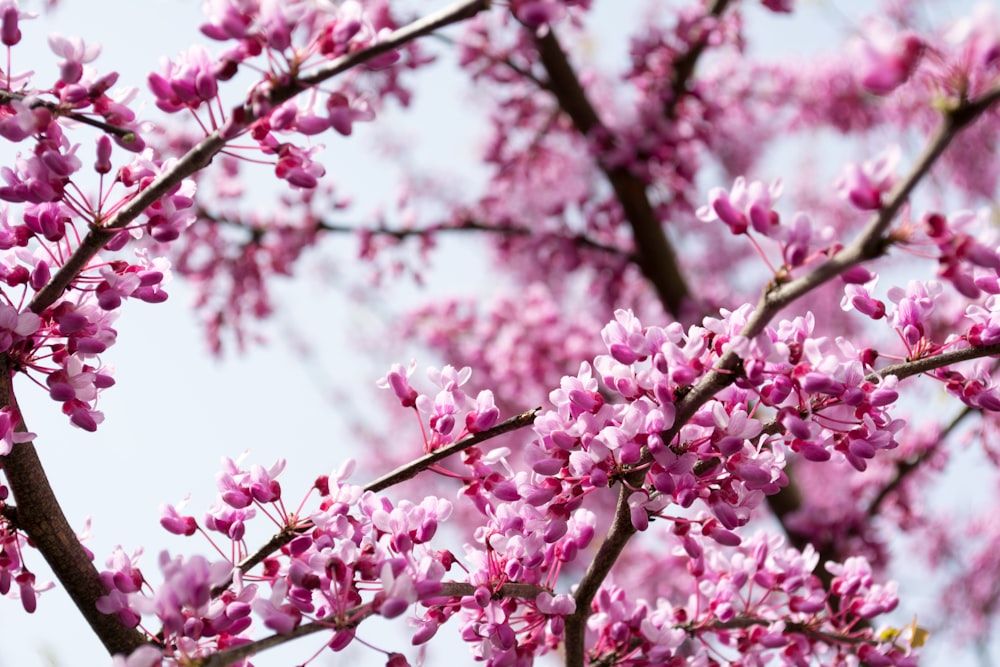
[[197, 580, 548, 667], [194, 604, 377, 667], [532, 29, 693, 320], [0, 90, 138, 139], [867, 405, 973, 517], [663, 0, 734, 119], [198, 206, 636, 261], [0, 357, 148, 655], [565, 477, 639, 667]]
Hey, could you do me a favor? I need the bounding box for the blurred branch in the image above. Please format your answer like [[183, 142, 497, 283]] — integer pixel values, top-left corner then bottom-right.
[[565, 475, 640, 667], [197, 206, 637, 261], [532, 28, 693, 321], [866, 405, 974, 517]]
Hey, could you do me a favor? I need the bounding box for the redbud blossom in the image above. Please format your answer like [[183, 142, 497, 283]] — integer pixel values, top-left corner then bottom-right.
[[851, 20, 923, 95]]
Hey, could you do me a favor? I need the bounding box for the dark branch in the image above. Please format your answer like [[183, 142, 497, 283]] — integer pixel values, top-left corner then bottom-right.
[[0, 358, 148, 655], [197, 207, 636, 261], [866, 405, 974, 517], [532, 28, 694, 321], [0, 90, 137, 139]]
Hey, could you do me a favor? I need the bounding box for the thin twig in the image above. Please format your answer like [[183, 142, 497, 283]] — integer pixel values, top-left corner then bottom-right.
[[365, 407, 540, 492], [198, 207, 636, 261], [0, 90, 138, 138]]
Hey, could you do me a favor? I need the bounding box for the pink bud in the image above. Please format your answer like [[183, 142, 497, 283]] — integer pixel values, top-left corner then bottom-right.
[[1, 7, 20, 46]]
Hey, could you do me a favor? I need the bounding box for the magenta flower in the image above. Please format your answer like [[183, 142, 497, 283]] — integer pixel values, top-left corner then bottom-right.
[[148, 46, 220, 113], [697, 176, 783, 236], [0, 406, 34, 455], [0, 302, 38, 352], [836, 145, 900, 210], [841, 280, 887, 320], [326, 92, 375, 136], [160, 499, 198, 537], [0, 0, 35, 48]]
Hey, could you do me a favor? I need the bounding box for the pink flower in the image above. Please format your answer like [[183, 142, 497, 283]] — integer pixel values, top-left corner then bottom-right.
[[326, 93, 375, 136], [836, 145, 900, 210], [148, 46, 220, 113], [378, 361, 419, 408], [110, 645, 163, 667], [850, 20, 923, 95], [697, 176, 783, 236], [0, 303, 38, 352], [0, 406, 35, 456], [0, 1, 35, 48], [761, 0, 792, 12], [48, 34, 101, 84]]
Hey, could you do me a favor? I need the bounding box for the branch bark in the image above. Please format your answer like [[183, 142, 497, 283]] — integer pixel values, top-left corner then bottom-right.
[[0, 357, 148, 655]]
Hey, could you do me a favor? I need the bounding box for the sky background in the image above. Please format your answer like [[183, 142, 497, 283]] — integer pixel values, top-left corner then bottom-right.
[[0, 1, 992, 666]]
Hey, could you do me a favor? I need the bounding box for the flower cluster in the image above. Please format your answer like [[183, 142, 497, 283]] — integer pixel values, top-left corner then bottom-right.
[[100, 456, 459, 665], [0, 494, 50, 613], [150, 0, 419, 188], [586, 531, 918, 666], [0, 3, 187, 431], [378, 362, 500, 450]]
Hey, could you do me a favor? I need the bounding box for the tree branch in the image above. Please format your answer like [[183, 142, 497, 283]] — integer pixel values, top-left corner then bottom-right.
[[197, 580, 547, 667], [365, 407, 540, 492], [866, 404, 973, 517], [532, 28, 693, 320], [0, 357, 148, 655], [0, 90, 138, 139], [662, 0, 734, 119], [198, 207, 637, 261]]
